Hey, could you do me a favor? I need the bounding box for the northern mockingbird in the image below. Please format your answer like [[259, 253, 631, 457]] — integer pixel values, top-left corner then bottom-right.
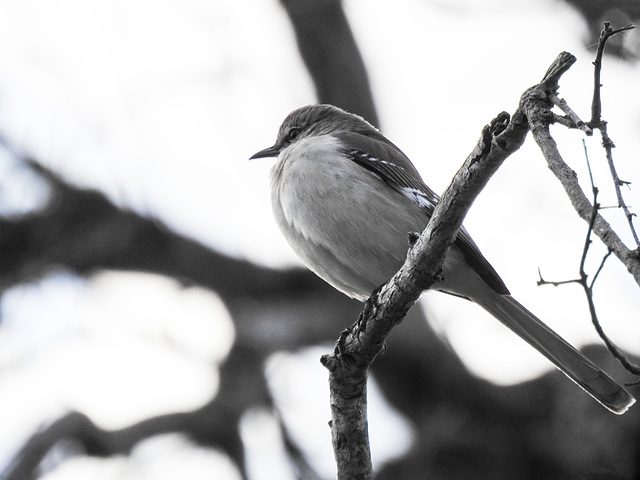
[[250, 103, 634, 414]]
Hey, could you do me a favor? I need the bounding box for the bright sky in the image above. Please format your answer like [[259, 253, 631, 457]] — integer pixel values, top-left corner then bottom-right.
[[0, 0, 639, 478]]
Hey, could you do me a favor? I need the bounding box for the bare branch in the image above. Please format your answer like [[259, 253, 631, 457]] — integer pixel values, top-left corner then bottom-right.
[[548, 93, 593, 135], [537, 268, 580, 287], [537, 134, 640, 384], [588, 22, 640, 247], [591, 22, 636, 125], [580, 201, 640, 382], [321, 105, 530, 478], [521, 60, 640, 285], [323, 50, 640, 478], [537, 199, 640, 382], [579, 153, 640, 383]]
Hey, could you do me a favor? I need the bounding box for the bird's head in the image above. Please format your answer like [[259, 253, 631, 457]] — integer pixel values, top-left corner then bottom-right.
[[249, 104, 378, 160]]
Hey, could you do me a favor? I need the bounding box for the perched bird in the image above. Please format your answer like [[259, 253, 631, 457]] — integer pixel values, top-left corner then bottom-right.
[[250, 104, 634, 414]]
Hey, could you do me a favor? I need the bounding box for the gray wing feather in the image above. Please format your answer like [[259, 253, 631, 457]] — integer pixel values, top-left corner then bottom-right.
[[337, 131, 509, 295]]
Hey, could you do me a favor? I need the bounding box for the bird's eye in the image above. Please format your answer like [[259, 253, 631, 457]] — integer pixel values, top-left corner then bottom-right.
[[287, 127, 301, 142]]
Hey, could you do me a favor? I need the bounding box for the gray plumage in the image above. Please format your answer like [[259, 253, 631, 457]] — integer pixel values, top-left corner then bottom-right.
[[250, 104, 634, 414]]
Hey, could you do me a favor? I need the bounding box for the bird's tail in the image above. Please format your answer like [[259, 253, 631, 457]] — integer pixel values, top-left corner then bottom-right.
[[474, 292, 635, 414]]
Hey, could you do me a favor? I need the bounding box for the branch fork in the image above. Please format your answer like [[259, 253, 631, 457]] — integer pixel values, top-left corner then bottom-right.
[[324, 39, 639, 478]]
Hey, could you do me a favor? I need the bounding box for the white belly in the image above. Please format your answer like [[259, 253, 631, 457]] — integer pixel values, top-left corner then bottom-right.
[[270, 135, 427, 300]]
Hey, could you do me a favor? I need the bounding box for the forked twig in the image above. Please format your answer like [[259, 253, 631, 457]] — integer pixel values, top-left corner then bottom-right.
[[591, 22, 636, 125], [589, 22, 639, 247], [539, 141, 640, 383], [548, 93, 593, 135]]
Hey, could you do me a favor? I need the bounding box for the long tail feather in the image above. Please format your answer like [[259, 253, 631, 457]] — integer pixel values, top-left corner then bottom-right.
[[475, 293, 635, 414]]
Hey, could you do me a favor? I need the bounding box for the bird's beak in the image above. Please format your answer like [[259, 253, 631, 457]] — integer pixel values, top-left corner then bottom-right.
[[249, 145, 281, 160]]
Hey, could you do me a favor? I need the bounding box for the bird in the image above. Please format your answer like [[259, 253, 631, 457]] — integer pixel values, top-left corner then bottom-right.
[[249, 103, 635, 414]]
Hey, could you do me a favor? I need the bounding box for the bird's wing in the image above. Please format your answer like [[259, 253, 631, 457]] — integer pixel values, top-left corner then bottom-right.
[[337, 131, 509, 295]]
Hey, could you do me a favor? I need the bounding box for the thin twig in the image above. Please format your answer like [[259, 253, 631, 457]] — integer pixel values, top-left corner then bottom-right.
[[581, 164, 640, 383], [601, 123, 639, 247], [537, 268, 580, 287], [588, 22, 640, 248], [539, 145, 640, 383], [538, 200, 640, 383], [548, 93, 592, 135], [526, 114, 640, 285], [525, 47, 640, 286], [550, 113, 581, 129], [578, 203, 597, 281], [590, 22, 636, 125], [589, 249, 611, 290]]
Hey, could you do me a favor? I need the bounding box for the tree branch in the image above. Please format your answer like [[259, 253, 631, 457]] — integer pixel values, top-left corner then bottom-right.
[[536, 118, 640, 384], [322, 46, 640, 479], [548, 93, 592, 135], [521, 52, 640, 286], [280, 0, 379, 127], [590, 22, 636, 126], [320, 91, 532, 478], [0, 342, 272, 480], [588, 22, 640, 248]]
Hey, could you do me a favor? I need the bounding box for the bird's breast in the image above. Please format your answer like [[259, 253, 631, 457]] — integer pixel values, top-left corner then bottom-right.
[[270, 135, 428, 299]]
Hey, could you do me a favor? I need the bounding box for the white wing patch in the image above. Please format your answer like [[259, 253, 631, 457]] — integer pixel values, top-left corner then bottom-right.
[[343, 148, 438, 214], [399, 186, 436, 210]]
